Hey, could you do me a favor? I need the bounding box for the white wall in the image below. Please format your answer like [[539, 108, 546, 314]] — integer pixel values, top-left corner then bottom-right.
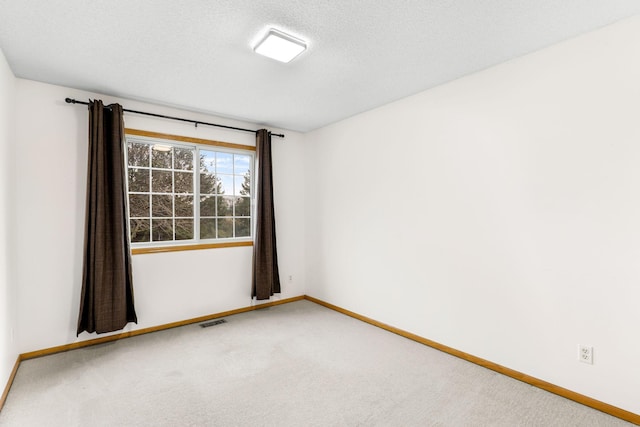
[[0, 48, 17, 393], [13, 80, 306, 353], [305, 16, 640, 414]]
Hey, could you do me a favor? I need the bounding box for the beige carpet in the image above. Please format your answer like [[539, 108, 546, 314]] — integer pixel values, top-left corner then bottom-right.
[[0, 300, 632, 426]]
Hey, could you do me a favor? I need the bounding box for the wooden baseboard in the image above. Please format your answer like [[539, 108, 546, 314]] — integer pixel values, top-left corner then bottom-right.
[[20, 295, 305, 361], [303, 295, 639, 425], [0, 357, 21, 412]]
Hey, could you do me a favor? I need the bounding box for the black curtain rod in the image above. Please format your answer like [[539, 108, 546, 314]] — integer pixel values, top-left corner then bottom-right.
[[64, 98, 285, 138]]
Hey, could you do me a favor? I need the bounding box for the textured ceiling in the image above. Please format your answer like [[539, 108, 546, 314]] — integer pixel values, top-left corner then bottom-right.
[[1, 1, 639, 132]]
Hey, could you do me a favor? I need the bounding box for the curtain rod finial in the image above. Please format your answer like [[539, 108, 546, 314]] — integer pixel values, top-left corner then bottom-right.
[[65, 98, 74, 104]]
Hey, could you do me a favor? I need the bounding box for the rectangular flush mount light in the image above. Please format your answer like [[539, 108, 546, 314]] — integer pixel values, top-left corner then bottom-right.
[[254, 29, 306, 63]]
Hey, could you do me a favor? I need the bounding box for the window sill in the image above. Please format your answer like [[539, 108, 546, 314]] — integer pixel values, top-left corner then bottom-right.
[[131, 240, 253, 255]]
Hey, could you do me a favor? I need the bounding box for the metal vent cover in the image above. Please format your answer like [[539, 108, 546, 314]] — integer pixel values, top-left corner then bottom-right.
[[199, 319, 227, 328]]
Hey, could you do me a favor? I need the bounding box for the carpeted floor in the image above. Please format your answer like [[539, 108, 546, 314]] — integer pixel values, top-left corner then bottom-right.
[[0, 300, 632, 426]]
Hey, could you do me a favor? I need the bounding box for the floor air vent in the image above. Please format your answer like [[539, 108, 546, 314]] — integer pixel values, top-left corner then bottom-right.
[[199, 319, 227, 328]]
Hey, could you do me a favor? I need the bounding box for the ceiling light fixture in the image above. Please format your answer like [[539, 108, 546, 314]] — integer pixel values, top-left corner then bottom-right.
[[254, 29, 307, 63]]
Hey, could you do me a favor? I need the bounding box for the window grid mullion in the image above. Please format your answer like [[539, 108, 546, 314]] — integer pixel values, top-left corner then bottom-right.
[[232, 154, 235, 239], [172, 150, 176, 241], [194, 147, 201, 241]]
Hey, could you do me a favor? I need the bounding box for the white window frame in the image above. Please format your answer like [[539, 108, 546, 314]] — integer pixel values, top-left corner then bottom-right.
[[124, 130, 255, 251]]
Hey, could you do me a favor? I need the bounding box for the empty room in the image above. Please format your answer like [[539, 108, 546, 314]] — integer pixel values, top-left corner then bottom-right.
[[1, 1, 639, 425]]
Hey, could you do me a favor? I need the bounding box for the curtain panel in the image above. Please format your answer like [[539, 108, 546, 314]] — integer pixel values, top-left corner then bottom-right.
[[251, 129, 281, 300], [77, 100, 137, 335]]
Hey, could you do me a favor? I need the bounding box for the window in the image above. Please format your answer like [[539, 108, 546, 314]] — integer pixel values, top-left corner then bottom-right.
[[125, 130, 254, 249]]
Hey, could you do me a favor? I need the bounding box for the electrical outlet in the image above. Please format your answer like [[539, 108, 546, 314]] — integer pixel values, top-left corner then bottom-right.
[[288, 275, 293, 283], [579, 345, 593, 364]]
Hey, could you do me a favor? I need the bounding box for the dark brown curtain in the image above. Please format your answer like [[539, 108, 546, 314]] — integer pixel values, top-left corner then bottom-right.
[[77, 100, 137, 335], [251, 129, 281, 300]]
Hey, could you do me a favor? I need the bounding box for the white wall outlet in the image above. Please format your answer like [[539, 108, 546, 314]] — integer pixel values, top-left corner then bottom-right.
[[579, 345, 593, 364], [288, 275, 293, 283]]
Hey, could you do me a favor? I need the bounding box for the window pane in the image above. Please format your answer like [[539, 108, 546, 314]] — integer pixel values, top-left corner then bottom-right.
[[200, 218, 216, 239], [216, 152, 233, 174], [130, 219, 150, 242], [152, 219, 173, 241], [233, 175, 246, 196], [234, 197, 250, 217], [175, 219, 193, 240], [200, 196, 215, 217], [217, 196, 233, 216], [152, 195, 173, 217], [200, 150, 215, 173], [175, 195, 193, 217], [200, 172, 219, 195], [218, 218, 233, 238], [234, 154, 251, 175], [218, 174, 233, 195], [152, 170, 172, 193], [128, 143, 150, 167], [128, 168, 149, 192], [238, 172, 250, 196], [152, 148, 172, 168], [175, 171, 193, 194], [235, 218, 250, 237], [174, 148, 193, 170], [129, 194, 149, 218]]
